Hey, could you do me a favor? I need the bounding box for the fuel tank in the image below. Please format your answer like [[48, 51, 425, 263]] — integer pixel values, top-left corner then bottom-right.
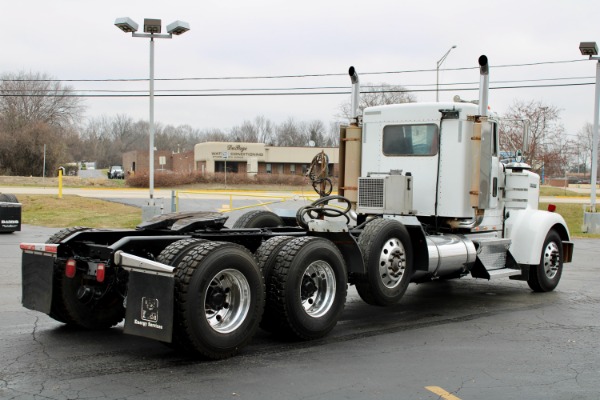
[[412, 234, 477, 280]]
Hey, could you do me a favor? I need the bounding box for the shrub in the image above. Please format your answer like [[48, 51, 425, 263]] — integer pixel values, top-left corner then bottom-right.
[[125, 171, 327, 188]]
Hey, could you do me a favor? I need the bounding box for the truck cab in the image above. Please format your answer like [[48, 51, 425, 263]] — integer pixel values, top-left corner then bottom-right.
[[361, 102, 501, 222], [339, 55, 573, 290]]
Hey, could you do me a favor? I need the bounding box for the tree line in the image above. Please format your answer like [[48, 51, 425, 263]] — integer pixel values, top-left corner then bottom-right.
[[0, 72, 345, 175], [79, 114, 344, 170], [0, 70, 596, 179]]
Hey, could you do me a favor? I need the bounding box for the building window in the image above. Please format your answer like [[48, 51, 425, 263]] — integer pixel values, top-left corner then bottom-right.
[[266, 163, 272, 174], [290, 164, 296, 175]]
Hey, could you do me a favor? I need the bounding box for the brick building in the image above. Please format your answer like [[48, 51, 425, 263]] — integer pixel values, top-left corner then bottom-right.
[[122, 142, 338, 177], [122, 150, 174, 175]]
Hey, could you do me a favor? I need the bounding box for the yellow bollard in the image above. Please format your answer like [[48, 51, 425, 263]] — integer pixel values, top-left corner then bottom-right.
[[58, 168, 63, 199]]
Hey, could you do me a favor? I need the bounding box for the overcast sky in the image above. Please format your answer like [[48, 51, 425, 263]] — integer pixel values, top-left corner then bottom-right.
[[4, 0, 600, 138]]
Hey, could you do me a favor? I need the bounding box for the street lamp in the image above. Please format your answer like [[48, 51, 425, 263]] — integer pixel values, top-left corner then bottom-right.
[[115, 17, 190, 203], [436, 45, 457, 102], [579, 41, 599, 212]]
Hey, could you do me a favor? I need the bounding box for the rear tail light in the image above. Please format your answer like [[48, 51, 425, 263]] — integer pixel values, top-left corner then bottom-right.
[[65, 258, 77, 278], [96, 263, 106, 283], [548, 204, 556, 212]]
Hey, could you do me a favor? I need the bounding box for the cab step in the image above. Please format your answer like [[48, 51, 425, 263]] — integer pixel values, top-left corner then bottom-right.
[[470, 238, 520, 280]]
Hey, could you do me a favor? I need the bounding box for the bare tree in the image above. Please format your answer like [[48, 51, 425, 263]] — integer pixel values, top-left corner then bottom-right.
[[80, 115, 147, 168], [201, 128, 230, 142], [156, 123, 208, 153], [0, 122, 68, 176], [0, 71, 84, 130], [275, 118, 307, 146], [338, 83, 416, 120], [575, 123, 594, 177], [325, 121, 342, 147], [229, 116, 275, 144], [500, 100, 571, 178], [305, 120, 326, 146], [231, 120, 258, 142], [254, 116, 274, 145], [0, 71, 85, 175]]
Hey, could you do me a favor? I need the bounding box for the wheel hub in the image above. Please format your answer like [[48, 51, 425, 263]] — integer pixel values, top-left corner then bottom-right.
[[379, 238, 406, 289], [207, 287, 228, 310], [301, 276, 318, 300], [543, 241, 561, 279], [204, 269, 250, 334], [300, 261, 336, 318]]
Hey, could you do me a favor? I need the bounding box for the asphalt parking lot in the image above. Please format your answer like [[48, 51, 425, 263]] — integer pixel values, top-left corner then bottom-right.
[[1, 189, 599, 399], [1, 218, 599, 400]]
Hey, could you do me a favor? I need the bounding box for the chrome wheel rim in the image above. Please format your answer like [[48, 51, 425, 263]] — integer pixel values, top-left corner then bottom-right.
[[379, 237, 407, 289], [300, 261, 336, 318], [204, 269, 251, 333], [543, 241, 561, 279]]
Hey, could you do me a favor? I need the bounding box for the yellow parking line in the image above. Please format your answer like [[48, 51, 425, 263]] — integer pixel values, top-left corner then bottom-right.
[[425, 386, 462, 400]]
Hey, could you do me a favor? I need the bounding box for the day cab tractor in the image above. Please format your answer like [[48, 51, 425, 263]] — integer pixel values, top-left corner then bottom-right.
[[20, 55, 573, 359]]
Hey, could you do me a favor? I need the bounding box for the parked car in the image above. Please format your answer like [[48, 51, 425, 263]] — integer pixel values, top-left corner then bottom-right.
[[107, 165, 125, 179]]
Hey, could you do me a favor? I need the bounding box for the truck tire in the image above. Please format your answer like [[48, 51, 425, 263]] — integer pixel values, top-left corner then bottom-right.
[[232, 210, 284, 228], [174, 241, 264, 359], [60, 270, 125, 329], [527, 230, 563, 292], [45, 227, 90, 325], [156, 238, 207, 350], [45, 227, 125, 329], [356, 219, 414, 306], [267, 237, 347, 340], [157, 238, 207, 267], [253, 235, 295, 331]]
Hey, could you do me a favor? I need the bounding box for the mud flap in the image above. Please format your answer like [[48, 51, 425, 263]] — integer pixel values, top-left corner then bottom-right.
[[123, 271, 174, 343], [22, 252, 54, 314]]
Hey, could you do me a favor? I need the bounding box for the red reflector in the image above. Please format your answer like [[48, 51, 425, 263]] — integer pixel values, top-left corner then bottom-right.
[[96, 263, 105, 283], [548, 204, 556, 212], [20, 243, 58, 253], [20, 243, 35, 251], [65, 259, 77, 278]]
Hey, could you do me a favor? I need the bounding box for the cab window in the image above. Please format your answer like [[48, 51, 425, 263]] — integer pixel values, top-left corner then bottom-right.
[[382, 124, 439, 156]]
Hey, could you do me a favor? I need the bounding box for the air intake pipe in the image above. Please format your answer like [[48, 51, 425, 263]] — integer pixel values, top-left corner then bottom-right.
[[478, 55, 489, 116], [349, 66, 360, 124]]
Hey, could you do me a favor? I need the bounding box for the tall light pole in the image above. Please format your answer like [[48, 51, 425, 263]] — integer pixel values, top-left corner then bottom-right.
[[579, 41, 599, 212], [436, 45, 457, 102], [540, 106, 549, 184], [115, 17, 190, 203]]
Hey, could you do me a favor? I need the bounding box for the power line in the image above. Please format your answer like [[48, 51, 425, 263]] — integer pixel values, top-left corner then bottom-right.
[[0, 59, 589, 83], [0, 76, 594, 95], [0, 81, 594, 98]]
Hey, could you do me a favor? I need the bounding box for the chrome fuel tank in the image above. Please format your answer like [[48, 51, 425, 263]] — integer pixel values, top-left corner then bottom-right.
[[425, 234, 476, 277]]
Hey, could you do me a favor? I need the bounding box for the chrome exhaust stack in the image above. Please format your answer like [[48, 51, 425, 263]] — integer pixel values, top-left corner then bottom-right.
[[349, 66, 360, 125], [478, 55, 489, 116]]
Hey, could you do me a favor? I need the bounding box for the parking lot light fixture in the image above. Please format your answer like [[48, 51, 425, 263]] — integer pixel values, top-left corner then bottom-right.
[[114, 17, 190, 202], [579, 41, 600, 212]]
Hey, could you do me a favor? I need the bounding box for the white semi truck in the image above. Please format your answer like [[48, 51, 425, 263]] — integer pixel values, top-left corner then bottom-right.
[[20, 55, 573, 359]]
